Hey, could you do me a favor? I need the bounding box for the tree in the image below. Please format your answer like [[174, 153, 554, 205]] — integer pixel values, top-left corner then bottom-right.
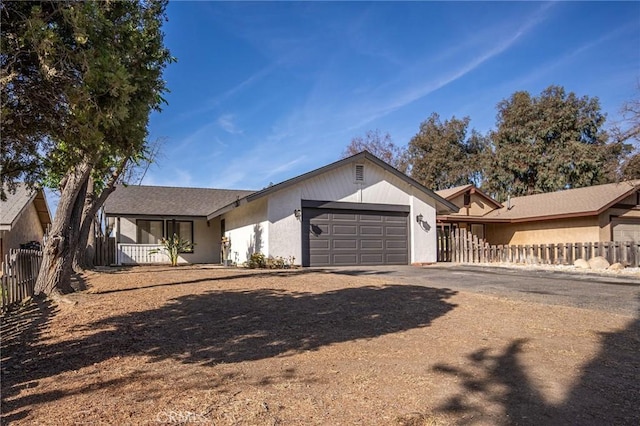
[[484, 85, 623, 200], [612, 86, 640, 181], [2, 1, 172, 296], [1, 1, 79, 199], [621, 153, 640, 180], [406, 113, 486, 190], [73, 141, 162, 272], [342, 129, 408, 172]]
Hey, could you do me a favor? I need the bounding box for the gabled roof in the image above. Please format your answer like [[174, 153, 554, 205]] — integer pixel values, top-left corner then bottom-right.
[[207, 151, 458, 220], [436, 184, 502, 209], [104, 185, 255, 217], [435, 184, 474, 200], [480, 180, 640, 222], [0, 184, 52, 231]]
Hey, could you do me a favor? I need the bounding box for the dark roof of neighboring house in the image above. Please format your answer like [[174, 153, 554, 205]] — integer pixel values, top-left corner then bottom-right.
[[0, 184, 52, 231], [207, 151, 459, 219], [104, 185, 256, 217], [480, 180, 640, 222], [435, 184, 502, 209]]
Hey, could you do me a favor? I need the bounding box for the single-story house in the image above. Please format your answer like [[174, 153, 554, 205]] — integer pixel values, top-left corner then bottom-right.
[[0, 184, 52, 259], [104, 151, 458, 266], [436, 180, 640, 245]]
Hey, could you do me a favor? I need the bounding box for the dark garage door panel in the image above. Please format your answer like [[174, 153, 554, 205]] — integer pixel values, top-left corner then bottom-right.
[[303, 208, 409, 266]]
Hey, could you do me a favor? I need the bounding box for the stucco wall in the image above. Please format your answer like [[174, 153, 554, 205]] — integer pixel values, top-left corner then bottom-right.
[[2, 202, 44, 255], [485, 217, 601, 245], [448, 192, 497, 216], [599, 207, 640, 241], [264, 158, 439, 264], [117, 216, 218, 263], [221, 198, 269, 265]]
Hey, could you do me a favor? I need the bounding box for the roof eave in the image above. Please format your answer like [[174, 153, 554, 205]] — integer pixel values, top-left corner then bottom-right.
[[207, 198, 249, 220], [207, 151, 459, 218]]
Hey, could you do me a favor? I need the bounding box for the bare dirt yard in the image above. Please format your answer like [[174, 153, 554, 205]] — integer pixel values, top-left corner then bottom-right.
[[2, 266, 638, 425]]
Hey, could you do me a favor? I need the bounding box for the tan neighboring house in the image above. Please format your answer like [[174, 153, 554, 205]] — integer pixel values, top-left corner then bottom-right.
[[435, 184, 502, 240], [436, 180, 640, 245], [0, 184, 52, 260]]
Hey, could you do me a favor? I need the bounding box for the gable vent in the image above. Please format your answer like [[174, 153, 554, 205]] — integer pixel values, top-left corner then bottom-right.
[[355, 164, 364, 182]]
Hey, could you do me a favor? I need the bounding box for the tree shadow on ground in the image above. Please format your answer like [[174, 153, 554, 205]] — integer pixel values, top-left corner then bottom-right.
[[90, 268, 320, 295], [1, 284, 457, 421], [1, 298, 59, 423], [433, 296, 640, 425]]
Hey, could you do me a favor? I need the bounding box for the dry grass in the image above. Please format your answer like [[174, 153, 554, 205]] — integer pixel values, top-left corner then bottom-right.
[[1, 265, 638, 425]]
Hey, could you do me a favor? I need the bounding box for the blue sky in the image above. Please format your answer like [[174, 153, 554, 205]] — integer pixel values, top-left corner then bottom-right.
[[141, 0, 639, 191]]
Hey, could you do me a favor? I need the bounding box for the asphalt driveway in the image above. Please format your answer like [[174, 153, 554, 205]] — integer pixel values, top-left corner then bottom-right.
[[322, 264, 640, 316]]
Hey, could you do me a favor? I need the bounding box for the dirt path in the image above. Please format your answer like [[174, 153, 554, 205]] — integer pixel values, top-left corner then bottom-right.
[[2, 266, 638, 425]]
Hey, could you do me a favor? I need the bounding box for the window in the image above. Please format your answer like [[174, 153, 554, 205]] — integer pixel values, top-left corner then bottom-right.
[[463, 192, 471, 207], [137, 220, 163, 244], [167, 220, 194, 252], [355, 164, 365, 182]]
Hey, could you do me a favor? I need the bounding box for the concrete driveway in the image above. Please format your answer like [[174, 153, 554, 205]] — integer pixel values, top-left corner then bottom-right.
[[321, 264, 640, 317]]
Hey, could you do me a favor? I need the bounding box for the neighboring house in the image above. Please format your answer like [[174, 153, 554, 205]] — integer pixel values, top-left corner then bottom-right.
[[435, 184, 502, 240], [0, 184, 52, 260], [436, 180, 640, 245], [105, 152, 458, 266]]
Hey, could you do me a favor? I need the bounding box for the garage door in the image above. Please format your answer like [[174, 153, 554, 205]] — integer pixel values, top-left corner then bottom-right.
[[612, 220, 640, 243], [302, 208, 409, 266]]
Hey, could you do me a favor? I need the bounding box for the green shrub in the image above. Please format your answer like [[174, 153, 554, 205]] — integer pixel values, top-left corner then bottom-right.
[[150, 234, 195, 266]]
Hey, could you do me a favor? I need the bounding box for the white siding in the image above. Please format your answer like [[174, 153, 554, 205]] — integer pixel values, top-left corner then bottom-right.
[[264, 158, 440, 264]]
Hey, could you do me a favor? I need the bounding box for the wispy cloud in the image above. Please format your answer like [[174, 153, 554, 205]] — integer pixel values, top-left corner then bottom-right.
[[353, 2, 555, 127], [208, 65, 277, 108], [507, 22, 638, 90], [264, 156, 308, 178], [217, 114, 243, 134]]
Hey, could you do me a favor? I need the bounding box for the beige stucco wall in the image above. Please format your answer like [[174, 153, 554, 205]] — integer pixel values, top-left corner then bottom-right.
[[449, 192, 497, 216], [598, 207, 640, 241], [485, 217, 600, 245], [117, 216, 219, 263], [1, 202, 45, 257]]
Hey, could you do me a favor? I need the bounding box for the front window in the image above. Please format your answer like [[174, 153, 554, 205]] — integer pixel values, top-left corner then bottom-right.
[[470, 223, 485, 240], [137, 220, 164, 244], [167, 220, 194, 252]]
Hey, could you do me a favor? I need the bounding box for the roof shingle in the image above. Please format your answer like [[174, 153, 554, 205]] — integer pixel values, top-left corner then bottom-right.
[[483, 180, 640, 221], [104, 185, 256, 217]]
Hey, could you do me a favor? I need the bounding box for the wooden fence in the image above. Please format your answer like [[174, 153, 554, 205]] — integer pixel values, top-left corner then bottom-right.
[[1, 249, 43, 312], [452, 228, 640, 267], [94, 236, 116, 266]]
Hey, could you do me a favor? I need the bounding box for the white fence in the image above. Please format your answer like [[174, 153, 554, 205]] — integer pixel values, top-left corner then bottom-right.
[[117, 244, 167, 265]]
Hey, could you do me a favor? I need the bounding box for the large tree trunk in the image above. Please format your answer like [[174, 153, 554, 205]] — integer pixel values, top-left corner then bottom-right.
[[72, 158, 128, 272], [34, 160, 92, 296], [73, 176, 96, 272]]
